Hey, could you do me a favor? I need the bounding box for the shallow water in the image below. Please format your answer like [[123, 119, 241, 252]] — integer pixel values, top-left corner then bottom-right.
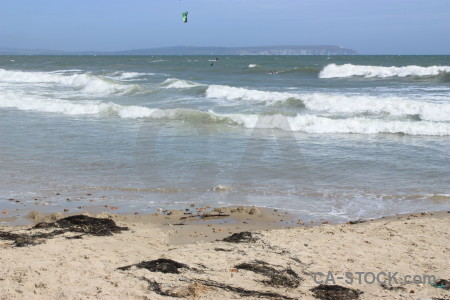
[[1, 55, 449, 222]]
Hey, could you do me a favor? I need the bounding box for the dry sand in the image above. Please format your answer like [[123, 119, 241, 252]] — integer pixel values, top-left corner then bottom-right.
[[0, 207, 449, 300]]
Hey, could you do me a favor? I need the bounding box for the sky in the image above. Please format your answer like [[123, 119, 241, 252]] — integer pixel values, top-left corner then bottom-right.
[[0, 0, 449, 54]]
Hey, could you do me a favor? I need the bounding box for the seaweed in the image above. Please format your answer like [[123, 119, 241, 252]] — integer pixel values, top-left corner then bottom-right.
[[310, 284, 363, 300], [194, 279, 297, 300], [222, 231, 258, 243], [0, 231, 43, 247], [214, 247, 233, 252], [118, 258, 190, 274], [347, 219, 366, 225], [146, 279, 175, 297], [33, 215, 127, 236], [380, 283, 406, 291], [142, 277, 297, 299], [0, 215, 127, 247], [122, 259, 297, 299], [180, 213, 230, 220], [145, 279, 211, 298], [235, 260, 301, 288], [433, 279, 450, 290]]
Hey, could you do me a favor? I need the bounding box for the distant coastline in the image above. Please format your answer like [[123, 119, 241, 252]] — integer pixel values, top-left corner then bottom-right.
[[0, 45, 357, 55]]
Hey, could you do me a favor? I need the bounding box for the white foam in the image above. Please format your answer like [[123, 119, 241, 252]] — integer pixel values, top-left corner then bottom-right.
[[117, 107, 178, 119], [224, 113, 450, 136], [0, 93, 112, 116], [0, 68, 135, 95], [301, 93, 450, 122], [319, 64, 450, 78], [205, 84, 450, 122], [108, 71, 156, 81], [2, 92, 448, 136], [0, 93, 178, 119], [161, 78, 203, 89], [206, 85, 293, 101]]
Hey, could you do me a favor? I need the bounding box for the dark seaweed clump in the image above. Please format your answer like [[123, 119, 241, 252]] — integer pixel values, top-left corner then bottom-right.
[[222, 231, 258, 243], [121, 258, 297, 299], [118, 258, 190, 274], [347, 219, 367, 225], [0, 231, 42, 247], [433, 279, 450, 290], [33, 215, 127, 236], [310, 284, 363, 300], [0, 215, 127, 247], [235, 260, 301, 288]]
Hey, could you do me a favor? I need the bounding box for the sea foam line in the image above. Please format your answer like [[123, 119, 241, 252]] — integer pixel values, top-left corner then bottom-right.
[[205, 84, 450, 122], [301, 93, 450, 122], [1, 93, 448, 136], [319, 63, 450, 78], [222, 113, 450, 136], [0, 68, 137, 95], [161, 78, 205, 89], [206, 85, 293, 101]]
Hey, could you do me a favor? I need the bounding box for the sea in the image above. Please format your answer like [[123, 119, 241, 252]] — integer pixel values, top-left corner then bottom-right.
[[1, 55, 449, 223]]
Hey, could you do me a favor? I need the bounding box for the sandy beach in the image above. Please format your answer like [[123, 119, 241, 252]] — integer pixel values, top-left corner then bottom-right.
[[0, 207, 449, 300]]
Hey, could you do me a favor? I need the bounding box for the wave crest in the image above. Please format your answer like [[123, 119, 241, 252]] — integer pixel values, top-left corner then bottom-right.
[[319, 64, 450, 78], [301, 93, 450, 122], [225, 113, 450, 136], [2, 92, 448, 136], [0, 68, 137, 95], [206, 85, 297, 102], [205, 85, 450, 122], [161, 78, 204, 89]]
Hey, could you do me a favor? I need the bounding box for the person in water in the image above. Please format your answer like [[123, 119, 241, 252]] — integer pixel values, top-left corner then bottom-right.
[[211, 58, 219, 66]]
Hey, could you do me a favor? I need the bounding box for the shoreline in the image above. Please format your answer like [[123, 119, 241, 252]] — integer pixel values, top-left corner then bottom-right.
[[2, 199, 448, 227], [1, 206, 449, 299]]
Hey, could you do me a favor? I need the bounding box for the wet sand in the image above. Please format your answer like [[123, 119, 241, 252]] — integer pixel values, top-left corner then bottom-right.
[[0, 207, 449, 299]]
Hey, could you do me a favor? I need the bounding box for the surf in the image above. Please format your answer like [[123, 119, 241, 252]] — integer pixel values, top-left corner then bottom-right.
[[0, 68, 139, 95], [204, 84, 450, 122], [319, 63, 450, 78]]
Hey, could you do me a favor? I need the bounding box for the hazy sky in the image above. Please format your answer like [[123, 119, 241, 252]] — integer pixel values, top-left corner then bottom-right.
[[1, 0, 449, 54]]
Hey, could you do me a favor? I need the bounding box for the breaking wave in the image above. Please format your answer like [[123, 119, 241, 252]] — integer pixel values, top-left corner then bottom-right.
[[319, 64, 450, 78], [300, 93, 450, 122], [224, 113, 450, 136], [205, 84, 450, 122], [108, 71, 155, 81], [0, 92, 160, 118], [2, 93, 449, 136], [0, 68, 138, 95], [161, 78, 204, 89], [206, 85, 293, 102]]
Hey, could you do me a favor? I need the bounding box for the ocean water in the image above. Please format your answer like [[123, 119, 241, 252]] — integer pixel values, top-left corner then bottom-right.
[[1, 55, 449, 222]]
